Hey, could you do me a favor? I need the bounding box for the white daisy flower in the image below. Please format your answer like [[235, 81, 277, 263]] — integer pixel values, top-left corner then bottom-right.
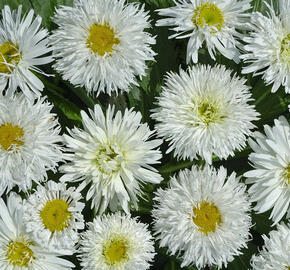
[[153, 165, 252, 269], [0, 5, 53, 100], [0, 93, 63, 195], [22, 180, 85, 253], [151, 64, 259, 164], [250, 223, 290, 270], [78, 212, 155, 270], [152, 165, 252, 269], [156, 0, 251, 63], [241, 0, 290, 93], [50, 0, 155, 96], [0, 193, 74, 269], [244, 116, 290, 225], [60, 104, 163, 214]]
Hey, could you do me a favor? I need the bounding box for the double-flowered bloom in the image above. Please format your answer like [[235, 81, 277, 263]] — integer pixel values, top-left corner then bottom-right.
[[151, 64, 259, 164], [245, 116, 290, 224], [60, 104, 163, 214], [0, 6, 53, 99], [0, 193, 74, 269], [241, 0, 290, 93], [50, 0, 156, 96], [0, 93, 63, 195], [157, 0, 251, 63], [152, 165, 252, 269]]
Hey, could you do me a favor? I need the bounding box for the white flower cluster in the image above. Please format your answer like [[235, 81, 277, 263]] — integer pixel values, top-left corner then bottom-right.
[[0, 0, 288, 269]]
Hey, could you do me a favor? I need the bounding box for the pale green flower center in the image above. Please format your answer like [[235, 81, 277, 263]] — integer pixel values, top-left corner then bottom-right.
[[197, 100, 226, 125], [0, 123, 24, 151], [0, 42, 21, 73], [283, 164, 290, 185], [103, 236, 129, 265], [193, 3, 224, 32], [95, 144, 122, 175], [6, 239, 34, 267], [86, 23, 120, 56], [280, 34, 290, 65], [192, 201, 222, 235], [40, 199, 71, 232]]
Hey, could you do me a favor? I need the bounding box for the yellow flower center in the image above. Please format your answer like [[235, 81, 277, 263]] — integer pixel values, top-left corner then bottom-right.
[[6, 239, 34, 267], [283, 164, 290, 185], [103, 237, 129, 265], [193, 3, 224, 31], [192, 201, 222, 235], [197, 101, 225, 125], [0, 123, 24, 151], [281, 33, 290, 66], [86, 23, 120, 56], [39, 199, 71, 232], [0, 42, 21, 73]]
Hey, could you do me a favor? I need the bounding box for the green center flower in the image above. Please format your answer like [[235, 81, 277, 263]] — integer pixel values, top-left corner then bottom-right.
[[280, 33, 290, 66]]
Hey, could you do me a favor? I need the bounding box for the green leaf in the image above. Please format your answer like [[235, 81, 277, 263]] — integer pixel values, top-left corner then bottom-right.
[[0, 0, 32, 11], [227, 243, 258, 270], [44, 86, 82, 122], [63, 83, 97, 109], [0, 0, 73, 30], [29, 0, 73, 29], [159, 160, 195, 174], [251, 210, 273, 236]]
